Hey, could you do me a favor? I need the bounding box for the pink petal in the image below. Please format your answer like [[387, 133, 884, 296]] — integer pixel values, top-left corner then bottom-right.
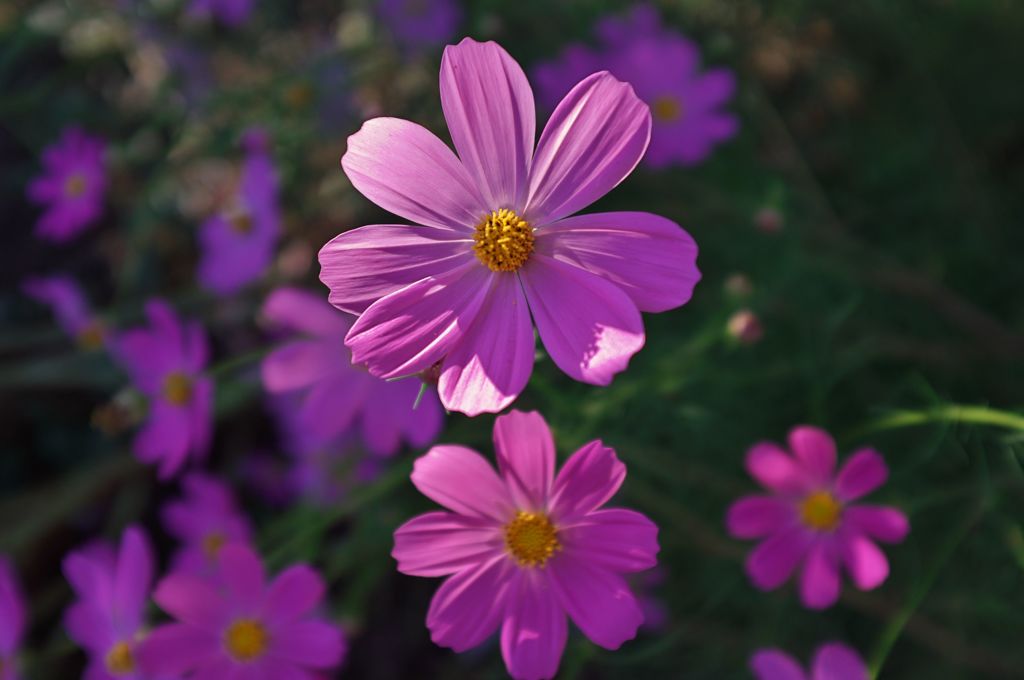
[[133, 405, 190, 478], [411, 445, 514, 522], [64, 601, 113, 651], [261, 565, 325, 622], [184, 320, 209, 372], [491, 410, 555, 510], [559, 508, 659, 573], [749, 649, 808, 680], [437, 274, 535, 416], [112, 526, 153, 632], [298, 372, 366, 443], [440, 39, 535, 210], [834, 449, 888, 501], [536, 211, 700, 313], [501, 572, 567, 680], [745, 442, 812, 496], [152, 573, 226, 631], [843, 506, 909, 543], [426, 556, 513, 652], [726, 496, 795, 539], [341, 117, 485, 231], [745, 527, 813, 591], [219, 544, 265, 608], [261, 287, 351, 338], [137, 624, 219, 676], [548, 558, 642, 650], [270, 620, 346, 668], [318, 224, 474, 315], [811, 643, 869, 680], [188, 378, 214, 464], [799, 541, 840, 610], [345, 262, 493, 379], [392, 511, 504, 577], [261, 339, 339, 392], [520, 254, 644, 386], [548, 441, 625, 521], [526, 72, 651, 224], [839, 534, 889, 590], [787, 426, 837, 486]]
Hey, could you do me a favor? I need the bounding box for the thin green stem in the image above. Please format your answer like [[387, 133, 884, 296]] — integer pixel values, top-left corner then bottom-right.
[[849, 405, 1024, 440]]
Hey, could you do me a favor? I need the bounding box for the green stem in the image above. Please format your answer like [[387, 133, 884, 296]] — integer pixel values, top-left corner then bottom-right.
[[850, 405, 1024, 440], [208, 344, 276, 379]]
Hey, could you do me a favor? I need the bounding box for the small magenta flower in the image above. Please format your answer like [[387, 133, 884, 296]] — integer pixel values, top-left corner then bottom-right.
[[27, 127, 107, 242], [115, 300, 213, 479], [63, 526, 155, 680], [750, 642, 869, 680], [187, 0, 253, 27], [726, 427, 909, 609], [198, 130, 281, 295], [140, 545, 346, 679], [260, 287, 443, 455], [161, 474, 254, 578], [320, 38, 700, 416], [393, 410, 659, 680], [23, 276, 107, 350], [0, 556, 26, 680], [378, 0, 462, 51]]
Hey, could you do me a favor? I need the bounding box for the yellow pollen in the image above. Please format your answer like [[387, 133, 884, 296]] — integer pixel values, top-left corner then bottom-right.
[[77, 321, 106, 350], [504, 511, 560, 567], [473, 209, 534, 272], [203, 532, 227, 559], [225, 619, 270, 662], [800, 491, 842, 531], [226, 207, 254, 235], [162, 372, 194, 406], [652, 95, 683, 123], [105, 641, 135, 675], [65, 174, 87, 197]]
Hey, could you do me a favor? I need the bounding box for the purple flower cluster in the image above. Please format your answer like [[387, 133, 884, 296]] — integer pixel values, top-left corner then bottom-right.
[[28, 127, 108, 242]]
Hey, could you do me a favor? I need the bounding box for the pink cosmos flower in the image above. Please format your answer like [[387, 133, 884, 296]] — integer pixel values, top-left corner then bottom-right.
[[27, 127, 107, 242], [187, 0, 253, 27], [726, 426, 910, 610], [115, 300, 213, 479], [750, 642, 869, 680], [139, 545, 346, 679], [0, 557, 26, 680], [198, 130, 281, 295], [393, 410, 659, 680], [23, 275, 107, 350], [320, 38, 700, 416], [260, 287, 443, 455], [63, 526, 156, 680], [161, 473, 254, 578]]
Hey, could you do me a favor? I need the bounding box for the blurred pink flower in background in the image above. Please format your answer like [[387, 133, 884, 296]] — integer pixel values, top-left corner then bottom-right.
[[0, 557, 25, 680], [161, 473, 254, 578], [260, 287, 444, 455], [727, 426, 909, 609], [750, 642, 869, 680], [198, 129, 281, 295], [140, 544, 346, 678], [320, 38, 700, 416], [187, 0, 254, 27], [378, 0, 462, 51], [727, 309, 764, 345], [393, 410, 659, 680], [115, 300, 213, 479], [27, 127, 107, 242], [63, 526, 155, 680], [22, 276, 107, 350]]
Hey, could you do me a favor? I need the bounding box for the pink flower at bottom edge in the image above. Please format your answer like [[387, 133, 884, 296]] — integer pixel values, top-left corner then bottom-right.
[[750, 642, 869, 680], [0, 555, 26, 680], [393, 410, 659, 680], [726, 426, 910, 610]]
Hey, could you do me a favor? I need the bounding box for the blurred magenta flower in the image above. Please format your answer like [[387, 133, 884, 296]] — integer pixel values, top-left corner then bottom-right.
[[27, 127, 107, 242], [22, 275, 107, 350], [534, 5, 738, 167], [260, 287, 443, 455], [187, 0, 253, 27], [198, 130, 281, 295], [750, 642, 869, 680], [726, 426, 909, 610], [63, 526, 155, 680], [393, 410, 659, 680], [320, 38, 700, 416], [0, 557, 25, 680], [140, 544, 345, 678], [378, 0, 461, 51], [161, 473, 254, 578], [115, 300, 213, 479]]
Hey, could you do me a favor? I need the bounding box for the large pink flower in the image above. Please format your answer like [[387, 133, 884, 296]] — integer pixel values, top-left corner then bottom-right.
[[393, 410, 659, 680], [319, 38, 700, 416], [726, 426, 910, 610], [750, 642, 868, 680]]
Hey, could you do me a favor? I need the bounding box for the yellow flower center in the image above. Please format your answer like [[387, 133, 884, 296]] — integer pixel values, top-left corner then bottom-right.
[[64, 173, 87, 198], [652, 95, 683, 123], [225, 619, 270, 662], [800, 491, 842, 531], [105, 641, 135, 675], [225, 206, 254, 235], [162, 372, 194, 406], [504, 511, 560, 567], [77, 320, 106, 350], [473, 209, 534, 272], [203, 532, 227, 559]]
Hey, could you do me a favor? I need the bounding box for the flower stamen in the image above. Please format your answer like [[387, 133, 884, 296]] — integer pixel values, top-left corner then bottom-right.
[[64, 173, 87, 198], [473, 209, 534, 272], [163, 372, 194, 406], [652, 95, 683, 123], [105, 641, 135, 675], [225, 619, 269, 662], [504, 511, 560, 567], [800, 491, 842, 531]]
